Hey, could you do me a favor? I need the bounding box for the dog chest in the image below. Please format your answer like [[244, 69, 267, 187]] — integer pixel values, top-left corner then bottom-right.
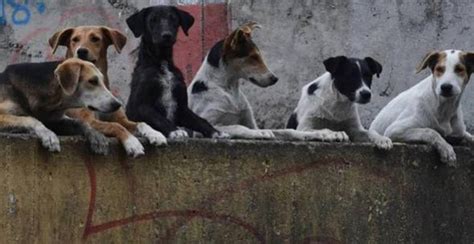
[[159, 66, 178, 121]]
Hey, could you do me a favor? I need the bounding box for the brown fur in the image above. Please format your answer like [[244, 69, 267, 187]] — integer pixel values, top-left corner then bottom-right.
[[49, 26, 139, 145]]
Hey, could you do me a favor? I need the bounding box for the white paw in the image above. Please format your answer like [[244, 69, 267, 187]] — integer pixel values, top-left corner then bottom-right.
[[318, 129, 349, 142], [136, 123, 167, 146], [373, 136, 393, 150], [439, 144, 457, 167], [254, 130, 275, 140], [37, 128, 61, 152], [123, 136, 145, 158], [169, 129, 189, 140], [212, 131, 231, 139]]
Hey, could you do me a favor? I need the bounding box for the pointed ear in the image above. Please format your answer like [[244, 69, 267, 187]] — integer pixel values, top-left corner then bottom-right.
[[126, 8, 148, 38], [240, 21, 261, 36], [175, 7, 194, 36], [323, 56, 349, 75], [101, 27, 127, 53], [416, 51, 440, 74], [49, 28, 74, 54], [364, 57, 383, 78], [54, 61, 81, 96]]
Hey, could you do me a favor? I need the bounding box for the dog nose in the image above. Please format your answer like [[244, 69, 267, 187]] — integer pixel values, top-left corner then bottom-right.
[[77, 48, 89, 60], [161, 32, 172, 41], [360, 90, 372, 100], [270, 75, 279, 84], [110, 101, 122, 112], [441, 84, 453, 93]]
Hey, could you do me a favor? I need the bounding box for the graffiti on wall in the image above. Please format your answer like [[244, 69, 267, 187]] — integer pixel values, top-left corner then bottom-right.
[[0, 0, 46, 25]]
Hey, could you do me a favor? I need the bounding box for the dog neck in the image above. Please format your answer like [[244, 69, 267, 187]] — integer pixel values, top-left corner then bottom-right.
[[195, 56, 242, 92]]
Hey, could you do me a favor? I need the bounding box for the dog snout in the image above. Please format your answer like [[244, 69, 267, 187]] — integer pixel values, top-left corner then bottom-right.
[[440, 84, 453, 97], [109, 100, 122, 112], [270, 75, 279, 85], [77, 48, 89, 60], [161, 32, 173, 41], [358, 90, 372, 103]]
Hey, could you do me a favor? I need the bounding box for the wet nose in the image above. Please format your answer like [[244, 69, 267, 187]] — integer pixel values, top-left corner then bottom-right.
[[360, 90, 372, 100], [161, 32, 173, 41], [77, 48, 89, 60], [441, 84, 453, 94], [110, 101, 122, 112], [270, 75, 279, 85]]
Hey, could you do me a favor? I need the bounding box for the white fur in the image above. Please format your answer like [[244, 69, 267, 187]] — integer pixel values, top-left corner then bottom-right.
[[294, 72, 392, 149], [136, 122, 167, 146], [160, 64, 178, 121], [169, 129, 189, 139], [123, 135, 145, 158], [370, 50, 473, 166], [188, 56, 347, 142]]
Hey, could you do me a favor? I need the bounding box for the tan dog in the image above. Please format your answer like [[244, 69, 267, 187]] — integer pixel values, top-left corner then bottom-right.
[[0, 58, 118, 154], [49, 26, 166, 157]]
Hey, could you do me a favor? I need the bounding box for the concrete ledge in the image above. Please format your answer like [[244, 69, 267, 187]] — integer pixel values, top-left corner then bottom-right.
[[0, 135, 473, 243]]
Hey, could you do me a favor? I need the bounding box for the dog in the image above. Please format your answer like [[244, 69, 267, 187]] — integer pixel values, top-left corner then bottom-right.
[[287, 55, 393, 149], [0, 58, 119, 154], [49, 26, 167, 158], [370, 50, 474, 166], [125, 6, 228, 139], [188, 22, 348, 142]]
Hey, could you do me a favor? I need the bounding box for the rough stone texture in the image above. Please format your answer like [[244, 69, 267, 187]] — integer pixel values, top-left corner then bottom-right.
[[230, 0, 474, 131], [0, 135, 473, 243]]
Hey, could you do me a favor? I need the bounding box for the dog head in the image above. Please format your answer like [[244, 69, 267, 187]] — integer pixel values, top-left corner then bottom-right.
[[323, 56, 382, 104], [417, 50, 474, 99], [49, 26, 127, 64], [222, 22, 278, 87], [54, 58, 122, 113], [126, 6, 194, 47]]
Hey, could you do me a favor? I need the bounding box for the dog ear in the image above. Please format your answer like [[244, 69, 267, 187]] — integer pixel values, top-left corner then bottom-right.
[[101, 27, 127, 53], [240, 21, 261, 36], [364, 57, 383, 78], [230, 29, 248, 50], [462, 52, 474, 75], [175, 7, 195, 36], [323, 56, 349, 75], [54, 61, 81, 96], [127, 8, 148, 38], [416, 51, 440, 73], [49, 28, 74, 54]]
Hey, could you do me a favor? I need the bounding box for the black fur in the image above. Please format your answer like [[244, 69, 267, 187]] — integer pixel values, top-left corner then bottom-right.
[[125, 6, 219, 138], [207, 40, 224, 68], [307, 82, 319, 95], [191, 80, 208, 94], [323, 56, 382, 102], [286, 113, 298, 129]]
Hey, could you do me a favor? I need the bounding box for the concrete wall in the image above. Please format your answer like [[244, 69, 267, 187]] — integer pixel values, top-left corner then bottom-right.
[[0, 0, 229, 101], [230, 0, 474, 130], [0, 135, 473, 243]]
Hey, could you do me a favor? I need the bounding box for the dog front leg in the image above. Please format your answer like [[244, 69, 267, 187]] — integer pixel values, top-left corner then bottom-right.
[[271, 129, 349, 142], [241, 108, 258, 129], [450, 111, 474, 146], [386, 127, 457, 166], [0, 115, 60, 152], [177, 107, 229, 139], [347, 127, 393, 150], [216, 125, 275, 140], [136, 105, 187, 139]]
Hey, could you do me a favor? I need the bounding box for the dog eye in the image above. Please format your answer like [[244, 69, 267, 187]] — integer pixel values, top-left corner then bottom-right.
[[435, 66, 445, 73], [455, 66, 465, 73], [72, 37, 80, 43], [88, 78, 99, 86], [91, 36, 100, 43]]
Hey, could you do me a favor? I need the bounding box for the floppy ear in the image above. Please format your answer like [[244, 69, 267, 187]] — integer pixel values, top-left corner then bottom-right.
[[323, 56, 349, 75], [126, 8, 148, 38], [416, 51, 440, 73], [230, 29, 248, 50], [101, 27, 127, 53], [175, 7, 195, 36], [49, 28, 74, 54], [462, 52, 474, 76], [364, 57, 383, 78], [240, 21, 261, 36], [54, 61, 81, 96]]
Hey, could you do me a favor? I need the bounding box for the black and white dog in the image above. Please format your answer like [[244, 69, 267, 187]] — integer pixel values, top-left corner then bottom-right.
[[188, 22, 348, 142], [125, 6, 228, 139], [370, 50, 474, 166], [287, 56, 393, 149]]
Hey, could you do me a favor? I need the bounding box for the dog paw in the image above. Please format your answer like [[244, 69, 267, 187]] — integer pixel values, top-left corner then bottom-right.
[[37, 129, 61, 152], [439, 144, 457, 167], [87, 131, 109, 155], [136, 123, 167, 146], [123, 136, 145, 158], [169, 129, 189, 140], [373, 136, 393, 150], [318, 129, 348, 142], [254, 130, 275, 140], [212, 131, 231, 139]]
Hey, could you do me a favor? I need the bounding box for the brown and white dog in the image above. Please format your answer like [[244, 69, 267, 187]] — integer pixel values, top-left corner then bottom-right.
[[49, 26, 166, 157], [370, 50, 474, 166], [188, 22, 348, 142], [0, 58, 118, 154]]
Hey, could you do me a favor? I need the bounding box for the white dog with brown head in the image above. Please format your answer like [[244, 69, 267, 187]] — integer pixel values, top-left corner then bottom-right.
[[370, 50, 474, 167]]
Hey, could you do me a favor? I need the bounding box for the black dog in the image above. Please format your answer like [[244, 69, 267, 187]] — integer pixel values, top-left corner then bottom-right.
[[125, 6, 228, 139]]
